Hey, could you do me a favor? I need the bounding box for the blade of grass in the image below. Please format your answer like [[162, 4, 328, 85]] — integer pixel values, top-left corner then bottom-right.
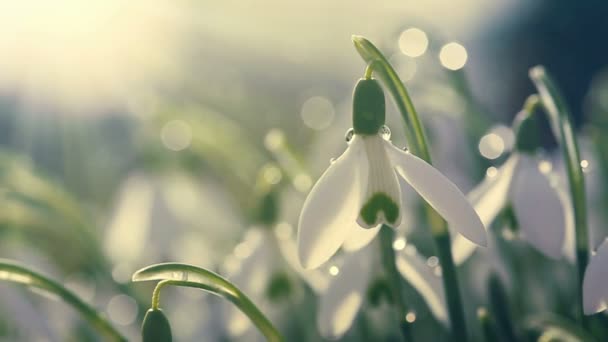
[[0, 259, 126, 341]]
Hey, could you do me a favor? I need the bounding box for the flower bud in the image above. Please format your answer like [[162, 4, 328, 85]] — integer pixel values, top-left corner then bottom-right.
[[142, 308, 172, 342]]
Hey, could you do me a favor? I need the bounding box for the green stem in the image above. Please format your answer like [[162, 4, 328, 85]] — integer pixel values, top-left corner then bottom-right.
[[477, 307, 499, 342], [379, 225, 412, 341], [133, 263, 284, 342], [353, 35, 469, 340], [0, 259, 126, 341], [529, 66, 588, 327], [435, 231, 468, 341]]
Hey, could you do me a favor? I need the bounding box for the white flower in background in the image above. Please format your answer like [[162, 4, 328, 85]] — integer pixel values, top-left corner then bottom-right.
[[222, 228, 282, 337], [317, 240, 447, 339], [222, 226, 329, 339], [298, 78, 486, 269], [451, 152, 574, 264], [583, 239, 608, 314]]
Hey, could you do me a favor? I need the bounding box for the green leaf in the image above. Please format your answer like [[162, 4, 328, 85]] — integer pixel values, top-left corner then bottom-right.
[[0, 259, 126, 341], [132, 263, 284, 342]]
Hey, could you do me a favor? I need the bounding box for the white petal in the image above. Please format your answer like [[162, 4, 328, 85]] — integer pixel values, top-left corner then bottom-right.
[[583, 239, 608, 314], [224, 231, 274, 336], [274, 230, 330, 293], [451, 234, 477, 265], [451, 154, 521, 265], [298, 137, 367, 269], [317, 245, 373, 339], [396, 247, 448, 325], [511, 155, 566, 259], [357, 135, 402, 228], [342, 225, 381, 251], [469, 154, 520, 228], [386, 143, 487, 247]]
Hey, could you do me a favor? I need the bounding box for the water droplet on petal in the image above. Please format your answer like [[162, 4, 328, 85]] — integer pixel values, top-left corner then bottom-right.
[[329, 158, 337, 164], [345, 128, 355, 143], [380, 125, 391, 140], [402, 146, 409, 152]]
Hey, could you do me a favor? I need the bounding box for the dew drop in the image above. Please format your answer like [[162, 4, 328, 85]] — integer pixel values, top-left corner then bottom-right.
[[329, 158, 337, 164], [172, 271, 188, 281], [345, 128, 355, 143], [380, 125, 391, 140]]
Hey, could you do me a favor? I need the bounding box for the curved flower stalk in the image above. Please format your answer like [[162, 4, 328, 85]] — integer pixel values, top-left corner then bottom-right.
[[132, 263, 284, 342], [582, 239, 608, 314], [297, 77, 486, 270], [315, 240, 447, 339]]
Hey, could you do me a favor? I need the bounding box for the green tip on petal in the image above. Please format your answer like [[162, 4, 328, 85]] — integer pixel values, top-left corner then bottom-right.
[[359, 193, 399, 226], [142, 308, 172, 342], [353, 78, 386, 135]]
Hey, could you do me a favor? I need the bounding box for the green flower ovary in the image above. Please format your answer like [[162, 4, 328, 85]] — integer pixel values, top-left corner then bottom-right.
[[352, 78, 385, 135], [359, 192, 399, 226]]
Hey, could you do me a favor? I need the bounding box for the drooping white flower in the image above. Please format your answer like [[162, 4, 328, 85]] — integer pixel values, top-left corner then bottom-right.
[[222, 228, 283, 337], [583, 239, 608, 314], [316, 238, 447, 339], [452, 152, 573, 264], [298, 78, 486, 269]]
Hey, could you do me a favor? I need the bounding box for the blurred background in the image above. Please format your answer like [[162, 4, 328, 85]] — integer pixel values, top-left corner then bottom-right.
[[1, 0, 608, 341]]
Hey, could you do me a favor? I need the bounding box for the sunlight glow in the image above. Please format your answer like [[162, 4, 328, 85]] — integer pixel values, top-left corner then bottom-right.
[[479, 133, 505, 159], [294, 173, 313, 192], [538, 160, 553, 174], [301, 96, 335, 130], [426, 256, 439, 268], [161, 120, 193, 151], [0, 0, 190, 111], [393, 237, 407, 251], [399, 28, 429, 57], [405, 311, 417, 323], [262, 164, 283, 185], [486, 166, 498, 178], [439, 42, 468, 70], [264, 129, 286, 151]]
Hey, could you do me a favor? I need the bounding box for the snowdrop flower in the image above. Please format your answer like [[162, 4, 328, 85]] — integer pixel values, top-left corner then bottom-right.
[[452, 114, 573, 264], [583, 239, 608, 314], [317, 240, 447, 339], [298, 78, 486, 269], [222, 228, 285, 338]]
